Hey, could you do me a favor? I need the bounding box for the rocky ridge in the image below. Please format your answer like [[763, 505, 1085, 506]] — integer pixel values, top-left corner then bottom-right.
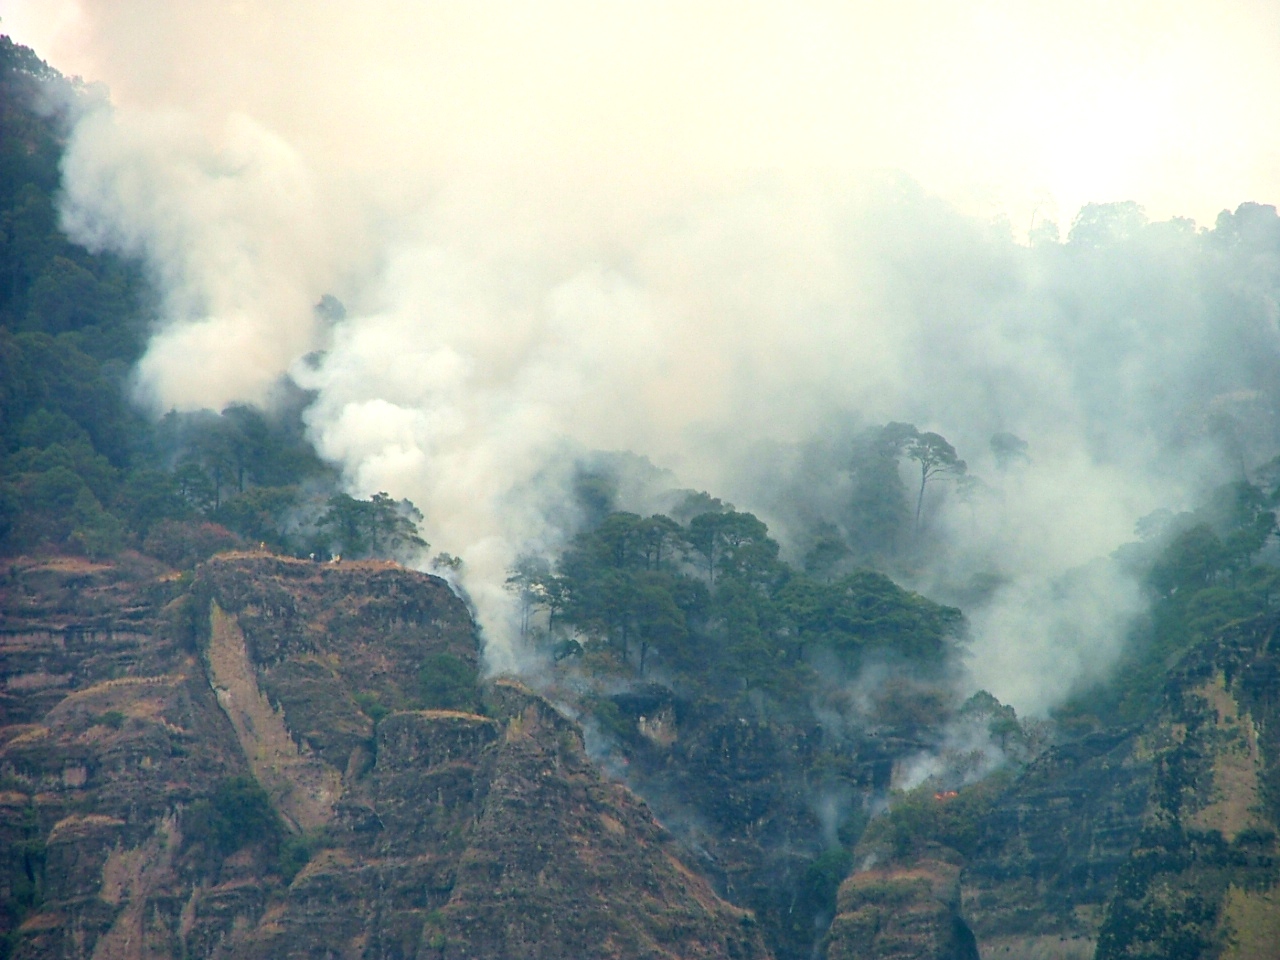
[[824, 609, 1280, 960], [7, 551, 1280, 960], [0, 553, 768, 960]]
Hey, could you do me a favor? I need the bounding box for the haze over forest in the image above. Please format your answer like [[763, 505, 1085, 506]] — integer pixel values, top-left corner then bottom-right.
[[8, 0, 1280, 714]]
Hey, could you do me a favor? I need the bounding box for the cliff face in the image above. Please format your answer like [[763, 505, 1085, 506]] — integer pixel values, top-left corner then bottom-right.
[[571, 681, 933, 960], [825, 847, 978, 960], [1087, 615, 1280, 960], [1, 554, 248, 960], [596, 689, 847, 955], [933, 614, 1280, 960], [0, 554, 768, 960], [8, 551, 1280, 960], [958, 728, 1152, 959]]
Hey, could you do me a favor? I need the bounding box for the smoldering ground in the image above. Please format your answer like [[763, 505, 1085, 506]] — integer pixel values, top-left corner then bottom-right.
[[9, 1, 1280, 711]]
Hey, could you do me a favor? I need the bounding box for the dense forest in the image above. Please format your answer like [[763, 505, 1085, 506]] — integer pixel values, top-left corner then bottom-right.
[[0, 38, 430, 568]]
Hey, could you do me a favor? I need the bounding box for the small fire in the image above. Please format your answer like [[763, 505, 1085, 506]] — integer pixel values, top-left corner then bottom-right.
[[933, 790, 958, 802]]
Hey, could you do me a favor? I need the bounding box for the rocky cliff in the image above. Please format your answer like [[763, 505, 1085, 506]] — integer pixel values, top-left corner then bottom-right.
[[826, 846, 978, 960], [550, 672, 935, 960], [7, 551, 1280, 960], [953, 612, 1280, 960], [829, 610, 1280, 960], [0, 554, 768, 960], [1087, 614, 1280, 960], [958, 728, 1151, 959]]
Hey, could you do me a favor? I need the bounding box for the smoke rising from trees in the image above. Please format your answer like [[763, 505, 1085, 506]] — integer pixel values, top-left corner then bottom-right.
[[11, 2, 1280, 710]]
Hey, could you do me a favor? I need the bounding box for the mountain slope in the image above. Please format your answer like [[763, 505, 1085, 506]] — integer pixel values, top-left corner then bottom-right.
[[0, 554, 768, 960], [829, 609, 1280, 960]]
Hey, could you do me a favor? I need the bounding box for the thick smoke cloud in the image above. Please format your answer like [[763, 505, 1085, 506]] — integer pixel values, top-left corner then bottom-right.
[[11, 1, 1280, 707], [59, 107, 340, 408]]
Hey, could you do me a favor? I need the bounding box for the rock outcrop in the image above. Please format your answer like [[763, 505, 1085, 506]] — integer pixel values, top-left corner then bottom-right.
[[578, 681, 919, 960], [958, 729, 1151, 959], [955, 612, 1280, 960], [8, 551, 1280, 960], [815, 609, 1280, 960], [1088, 615, 1280, 960], [826, 847, 978, 960], [1, 554, 768, 960]]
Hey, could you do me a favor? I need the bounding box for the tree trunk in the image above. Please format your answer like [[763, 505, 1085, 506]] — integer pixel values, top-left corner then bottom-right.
[[915, 469, 927, 535]]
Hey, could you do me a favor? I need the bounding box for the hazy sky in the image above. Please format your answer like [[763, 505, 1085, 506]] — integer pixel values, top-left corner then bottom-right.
[[8, 0, 1280, 230]]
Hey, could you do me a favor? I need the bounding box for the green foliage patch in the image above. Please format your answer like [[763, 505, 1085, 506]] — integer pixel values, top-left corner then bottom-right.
[[860, 770, 1013, 861], [0, 39, 360, 563], [417, 653, 479, 711], [354, 691, 391, 725], [512, 506, 963, 704], [1060, 477, 1280, 728], [317, 491, 428, 560], [182, 776, 282, 858], [277, 829, 327, 883]]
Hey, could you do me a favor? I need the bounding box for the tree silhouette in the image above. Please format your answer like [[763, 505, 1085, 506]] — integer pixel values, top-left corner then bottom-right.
[[880, 423, 967, 535], [318, 492, 427, 559]]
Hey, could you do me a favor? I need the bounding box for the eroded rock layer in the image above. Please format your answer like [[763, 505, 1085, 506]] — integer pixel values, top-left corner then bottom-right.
[[1, 554, 768, 960], [957, 614, 1280, 960]]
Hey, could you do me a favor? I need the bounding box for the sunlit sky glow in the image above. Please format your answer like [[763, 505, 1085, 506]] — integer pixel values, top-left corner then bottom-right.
[[6, 0, 1280, 232]]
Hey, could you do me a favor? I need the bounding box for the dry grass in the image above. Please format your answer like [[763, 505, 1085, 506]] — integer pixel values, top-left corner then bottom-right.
[[1189, 674, 1263, 841], [1220, 885, 1280, 960], [206, 602, 341, 831]]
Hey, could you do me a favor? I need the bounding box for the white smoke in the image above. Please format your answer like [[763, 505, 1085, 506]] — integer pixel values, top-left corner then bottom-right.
[[59, 106, 339, 409], [13, 1, 1280, 701]]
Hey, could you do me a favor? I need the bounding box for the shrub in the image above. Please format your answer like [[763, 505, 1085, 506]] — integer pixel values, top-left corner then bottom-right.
[[418, 653, 478, 711], [278, 830, 323, 882], [862, 769, 1012, 860], [354, 692, 390, 725], [143, 519, 243, 570], [799, 847, 854, 919], [183, 776, 281, 857]]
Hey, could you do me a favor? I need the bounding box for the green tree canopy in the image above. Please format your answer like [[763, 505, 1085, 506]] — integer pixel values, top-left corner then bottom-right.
[[317, 492, 428, 560]]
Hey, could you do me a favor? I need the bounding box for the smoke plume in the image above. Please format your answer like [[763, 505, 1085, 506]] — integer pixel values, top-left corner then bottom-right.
[[10, 1, 1280, 707]]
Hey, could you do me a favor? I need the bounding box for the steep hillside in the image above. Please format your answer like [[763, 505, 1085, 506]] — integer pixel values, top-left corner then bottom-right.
[[826, 846, 977, 960], [5, 30, 1280, 960], [828, 609, 1280, 960], [508, 503, 976, 960], [960, 610, 1280, 960], [0, 554, 767, 960], [1089, 613, 1280, 960]]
